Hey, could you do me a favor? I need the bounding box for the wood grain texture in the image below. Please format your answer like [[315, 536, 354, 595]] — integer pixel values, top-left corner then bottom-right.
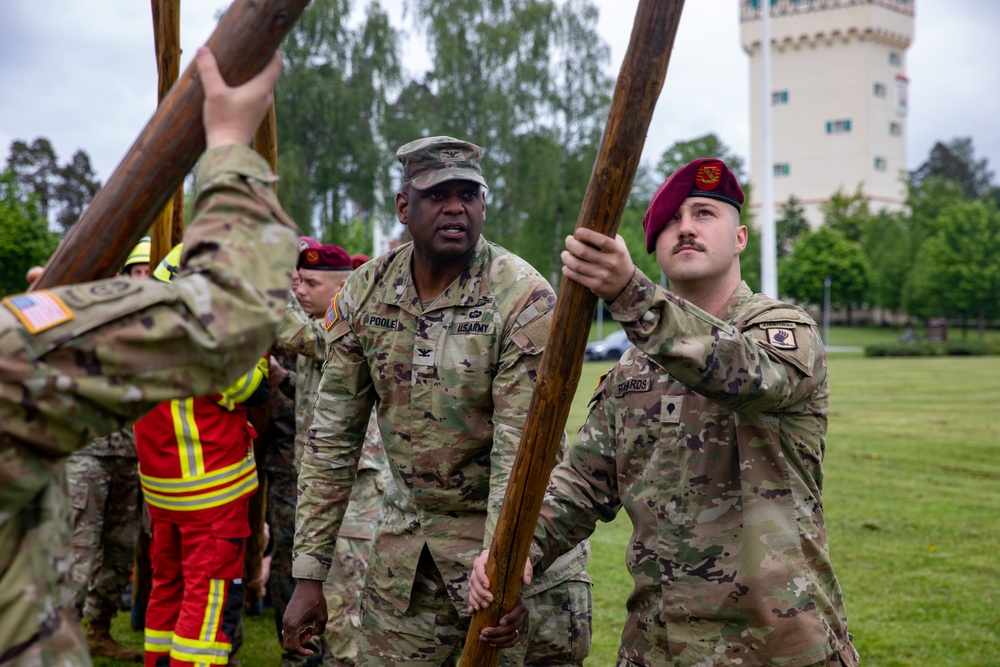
[[459, 2, 685, 664]]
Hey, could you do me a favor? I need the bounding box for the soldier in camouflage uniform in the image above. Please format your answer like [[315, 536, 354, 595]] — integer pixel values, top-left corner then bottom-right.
[[0, 48, 296, 667], [471, 158, 859, 667], [271, 245, 389, 667], [64, 240, 150, 663], [283, 136, 592, 666]]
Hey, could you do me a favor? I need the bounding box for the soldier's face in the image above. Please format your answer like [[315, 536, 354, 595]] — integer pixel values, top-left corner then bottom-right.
[[654, 197, 747, 291], [397, 180, 485, 265], [294, 269, 347, 317]]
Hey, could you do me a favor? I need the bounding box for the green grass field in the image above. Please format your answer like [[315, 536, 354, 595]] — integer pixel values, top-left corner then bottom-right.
[[99, 341, 1000, 666]]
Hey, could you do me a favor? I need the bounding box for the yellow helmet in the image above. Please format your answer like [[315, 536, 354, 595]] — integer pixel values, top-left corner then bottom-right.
[[122, 237, 151, 274], [152, 243, 184, 283]]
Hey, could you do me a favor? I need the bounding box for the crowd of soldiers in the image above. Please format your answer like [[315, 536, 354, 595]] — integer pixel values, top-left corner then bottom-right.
[[0, 44, 858, 667]]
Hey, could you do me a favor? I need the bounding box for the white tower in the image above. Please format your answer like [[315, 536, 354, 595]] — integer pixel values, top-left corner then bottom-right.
[[741, 0, 915, 227]]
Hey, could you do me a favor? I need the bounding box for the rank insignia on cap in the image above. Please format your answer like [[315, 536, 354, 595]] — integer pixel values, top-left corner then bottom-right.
[[325, 293, 342, 331], [694, 162, 723, 191], [305, 250, 320, 265], [766, 327, 798, 350], [3, 291, 74, 333]]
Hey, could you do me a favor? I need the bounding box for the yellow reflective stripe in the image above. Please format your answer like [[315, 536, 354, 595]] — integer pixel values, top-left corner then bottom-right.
[[142, 473, 258, 512], [201, 578, 224, 647], [144, 627, 173, 653], [171, 398, 205, 476], [219, 361, 266, 407], [140, 457, 256, 493]]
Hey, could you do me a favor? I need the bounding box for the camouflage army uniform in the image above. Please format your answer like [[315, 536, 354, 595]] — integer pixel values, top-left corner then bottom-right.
[[276, 297, 389, 667], [530, 273, 858, 667], [66, 428, 140, 622], [0, 145, 298, 667], [294, 236, 591, 666]]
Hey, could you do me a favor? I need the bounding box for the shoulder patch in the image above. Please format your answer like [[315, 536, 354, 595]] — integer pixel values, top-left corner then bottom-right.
[[324, 293, 342, 331], [765, 326, 798, 350], [3, 291, 74, 333]]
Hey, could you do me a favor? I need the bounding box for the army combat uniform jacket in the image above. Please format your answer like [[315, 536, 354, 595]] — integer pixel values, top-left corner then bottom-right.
[[0, 146, 297, 666], [531, 274, 857, 667], [294, 236, 588, 613]]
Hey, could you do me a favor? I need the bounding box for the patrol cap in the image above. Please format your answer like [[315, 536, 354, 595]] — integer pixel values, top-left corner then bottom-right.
[[152, 243, 184, 283], [122, 237, 151, 273], [642, 158, 744, 253], [297, 244, 353, 271], [396, 136, 488, 191]]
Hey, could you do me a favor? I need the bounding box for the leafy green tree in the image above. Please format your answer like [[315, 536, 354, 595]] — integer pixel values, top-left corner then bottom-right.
[[6, 138, 58, 219], [780, 227, 870, 322], [910, 137, 994, 199], [861, 209, 911, 317], [902, 200, 1000, 340], [776, 194, 808, 259], [821, 185, 871, 244], [0, 170, 60, 295], [654, 133, 746, 185], [52, 150, 101, 231], [275, 0, 402, 241]]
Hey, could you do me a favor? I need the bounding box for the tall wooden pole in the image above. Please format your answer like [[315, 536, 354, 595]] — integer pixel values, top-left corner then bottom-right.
[[149, 0, 186, 267], [133, 0, 185, 631], [31, 0, 311, 291], [459, 2, 685, 665]]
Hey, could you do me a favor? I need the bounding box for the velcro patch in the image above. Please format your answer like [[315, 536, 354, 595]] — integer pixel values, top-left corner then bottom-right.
[[765, 327, 798, 350], [3, 291, 74, 333], [614, 377, 650, 397], [361, 313, 401, 331], [660, 395, 682, 424], [450, 321, 495, 335]]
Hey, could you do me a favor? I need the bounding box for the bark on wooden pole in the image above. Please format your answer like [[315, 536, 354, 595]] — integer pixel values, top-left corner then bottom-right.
[[459, 2, 685, 664], [31, 0, 311, 290]]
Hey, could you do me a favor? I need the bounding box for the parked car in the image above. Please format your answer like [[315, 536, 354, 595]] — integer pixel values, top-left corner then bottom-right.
[[584, 329, 634, 361]]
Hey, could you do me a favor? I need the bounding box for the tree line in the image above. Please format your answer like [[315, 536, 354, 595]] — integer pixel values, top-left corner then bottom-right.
[[2, 0, 997, 338]]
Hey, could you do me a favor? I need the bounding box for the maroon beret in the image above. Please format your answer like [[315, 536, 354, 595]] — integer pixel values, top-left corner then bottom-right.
[[641, 158, 744, 253], [351, 253, 370, 270], [298, 236, 322, 252], [297, 244, 353, 271]]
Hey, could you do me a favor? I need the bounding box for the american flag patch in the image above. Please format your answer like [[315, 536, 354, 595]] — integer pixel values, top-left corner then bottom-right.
[[324, 292, 341, 331], [3, 291, 74, 333]]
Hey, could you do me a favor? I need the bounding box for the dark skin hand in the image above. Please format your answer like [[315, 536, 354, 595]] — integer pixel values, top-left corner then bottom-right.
[[476, 594, 530, 648], [281, 579, 327, 655]]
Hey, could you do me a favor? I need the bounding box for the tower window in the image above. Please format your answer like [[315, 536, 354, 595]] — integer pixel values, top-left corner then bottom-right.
[[874, 157, 888, 171], [772, 90, 789, 105], [889, 51, 902, 66], [773, 163, 790, 177], [873, 82, 887, 97], [889, 122, 902, 136], [826, 119, 852, 134]]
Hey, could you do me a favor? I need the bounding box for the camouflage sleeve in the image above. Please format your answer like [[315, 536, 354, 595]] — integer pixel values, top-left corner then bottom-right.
[[275, 294, 326, 360], [608, 270, 825, 411], [484, 283, 556, 545], [292, 278, 375, 581], [0, 145, 297, 515], [530, 380, 622, 571]]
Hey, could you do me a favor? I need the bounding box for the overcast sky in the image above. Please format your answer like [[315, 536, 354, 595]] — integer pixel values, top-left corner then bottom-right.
[[1, 1, 997, 186]]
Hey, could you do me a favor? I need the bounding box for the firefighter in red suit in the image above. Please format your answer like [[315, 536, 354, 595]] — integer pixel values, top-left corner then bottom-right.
[[134, 244, 269, 666]]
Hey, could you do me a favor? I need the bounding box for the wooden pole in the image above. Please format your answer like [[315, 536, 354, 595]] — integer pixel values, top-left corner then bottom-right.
[[31, 0, 311, 291], [459, 2, 685, 664], [133, 0, 185, 631]]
